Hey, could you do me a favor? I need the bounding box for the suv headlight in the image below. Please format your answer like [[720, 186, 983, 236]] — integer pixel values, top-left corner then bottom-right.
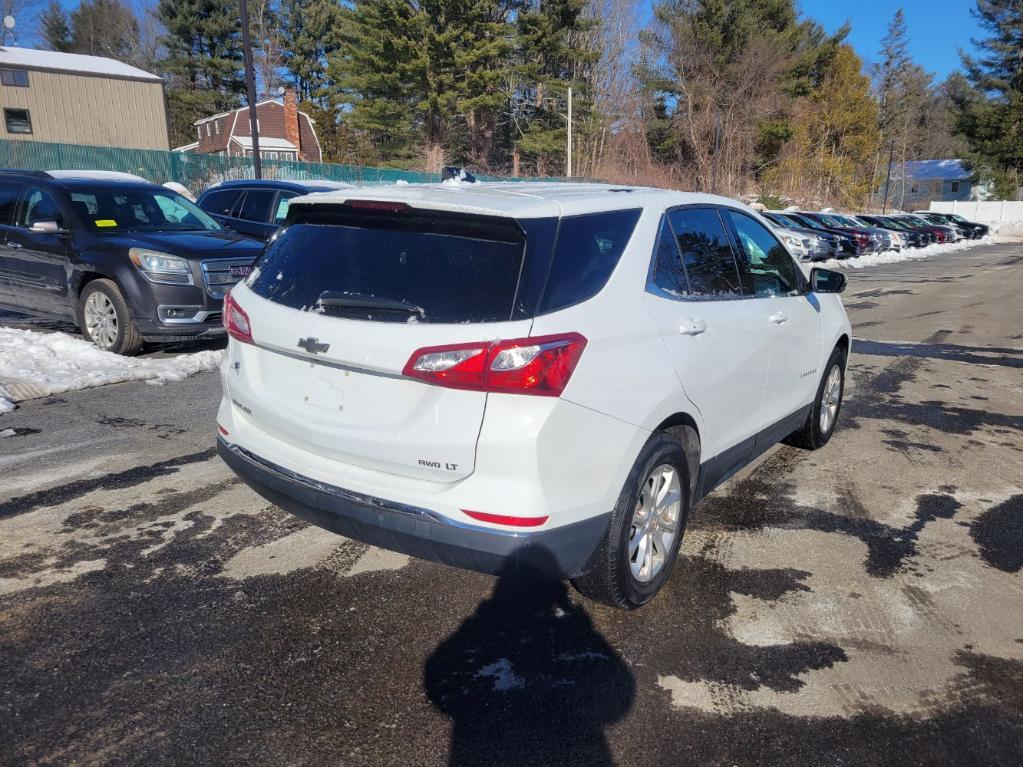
[[129, 248, 194, 286]]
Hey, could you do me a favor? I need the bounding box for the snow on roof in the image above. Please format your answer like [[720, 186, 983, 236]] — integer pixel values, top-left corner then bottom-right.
[[230, 136, 297, 150], [47, 170, 150, 183], [0, 46, 163, 82], [289, 182, 742, 219], [898, 160, 971, 181]]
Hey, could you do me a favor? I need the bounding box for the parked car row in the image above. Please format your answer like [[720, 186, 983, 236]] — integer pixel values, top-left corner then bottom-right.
[[762, 208, 989, 261]]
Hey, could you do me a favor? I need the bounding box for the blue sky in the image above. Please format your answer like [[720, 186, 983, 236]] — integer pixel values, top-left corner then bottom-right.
[[800, 0, 982, 80]]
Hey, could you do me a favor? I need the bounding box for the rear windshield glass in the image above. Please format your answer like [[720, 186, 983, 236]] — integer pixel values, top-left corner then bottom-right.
[[246, 208, 526, 323]]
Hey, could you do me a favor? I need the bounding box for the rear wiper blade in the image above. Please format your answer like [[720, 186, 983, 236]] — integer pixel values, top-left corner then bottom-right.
[[316, 291, 425, 317]]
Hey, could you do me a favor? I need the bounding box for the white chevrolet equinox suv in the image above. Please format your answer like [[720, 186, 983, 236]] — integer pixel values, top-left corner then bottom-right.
[[217, 183, 851, 608]]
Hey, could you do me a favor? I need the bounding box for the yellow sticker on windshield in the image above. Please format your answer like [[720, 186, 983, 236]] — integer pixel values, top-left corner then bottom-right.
[[94, 219, 117, 227]]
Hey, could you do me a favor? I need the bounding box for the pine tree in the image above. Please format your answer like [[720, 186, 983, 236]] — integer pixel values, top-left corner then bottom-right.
[[280, 0, 342, 104], [39, 0, 72, 52], [875, 9, 911, 140], [953, 0, 1023, 196], [68, 0, 140, 59], [330, 0, 424, 166], [156, 0, 246, 147], [514, 0, 597, 176]]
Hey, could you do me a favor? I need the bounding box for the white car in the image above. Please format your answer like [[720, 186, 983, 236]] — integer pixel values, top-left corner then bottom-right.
[[217, 183, 852, 608], [773, 226, 813, 260]]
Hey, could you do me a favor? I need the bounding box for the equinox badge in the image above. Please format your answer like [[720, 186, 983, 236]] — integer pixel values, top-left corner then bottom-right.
[[298, 337, 330, 354]]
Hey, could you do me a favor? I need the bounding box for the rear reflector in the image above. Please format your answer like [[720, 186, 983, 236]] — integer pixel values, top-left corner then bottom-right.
[[462, 510, 549, 528], [403, 333, 587, 396], [223, 290, 253, 344], [217, 424, 229, 436]]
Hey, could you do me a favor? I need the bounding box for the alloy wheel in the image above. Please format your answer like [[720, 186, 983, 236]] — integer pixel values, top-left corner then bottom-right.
[[820, 365, 842, 434], [628, 464, 682, 583], [84, 292, 119, 350]]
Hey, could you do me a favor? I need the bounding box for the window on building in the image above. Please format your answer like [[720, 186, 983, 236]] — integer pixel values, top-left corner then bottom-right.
[[206, 124, 211, 137], [910, 185, 917, 194], [215, 121, 220, 135], [0, 68, 29, 87], [4, 108, 32, 134], [950, 181, 960, 193]]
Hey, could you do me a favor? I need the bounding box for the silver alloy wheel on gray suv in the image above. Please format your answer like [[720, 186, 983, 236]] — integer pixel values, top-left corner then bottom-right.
[[77, 279, 145, 356], [83, 291, 119, 350]]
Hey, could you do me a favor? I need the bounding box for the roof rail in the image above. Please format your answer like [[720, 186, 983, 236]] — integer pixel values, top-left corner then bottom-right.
[[0, 168, 51, 178]]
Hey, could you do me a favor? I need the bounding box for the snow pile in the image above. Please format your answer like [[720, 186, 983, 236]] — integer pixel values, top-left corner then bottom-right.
[[0, 327, 223, 413], [817, 235, 995, 270]]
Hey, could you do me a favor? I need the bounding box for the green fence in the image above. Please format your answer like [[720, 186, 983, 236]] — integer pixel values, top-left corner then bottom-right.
[[0, 138, 541, 193]]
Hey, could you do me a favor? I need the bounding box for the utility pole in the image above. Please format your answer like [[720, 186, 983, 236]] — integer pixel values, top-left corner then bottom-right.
[[710, 107, 721, 194], [566, 87, 573, 178], [239, 0, 262, 179], [881, 141, 895, 213]]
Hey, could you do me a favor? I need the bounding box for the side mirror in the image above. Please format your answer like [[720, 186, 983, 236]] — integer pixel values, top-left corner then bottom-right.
[[810, 267, 846, 294], [29, 220, 64, 235]]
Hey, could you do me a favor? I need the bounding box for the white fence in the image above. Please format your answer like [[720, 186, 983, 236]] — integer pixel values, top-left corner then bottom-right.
[[930, 199, 1023, 225]]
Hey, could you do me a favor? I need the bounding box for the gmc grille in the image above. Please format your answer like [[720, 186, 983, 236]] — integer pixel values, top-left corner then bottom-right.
[[201, 259, 256, 299]]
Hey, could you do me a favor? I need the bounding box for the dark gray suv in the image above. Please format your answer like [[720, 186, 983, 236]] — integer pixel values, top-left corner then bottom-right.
[[0, 170, 264, 355]]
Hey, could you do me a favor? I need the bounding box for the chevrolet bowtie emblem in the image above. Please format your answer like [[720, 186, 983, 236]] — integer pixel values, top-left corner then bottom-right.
[[297, 337, 330, 354]]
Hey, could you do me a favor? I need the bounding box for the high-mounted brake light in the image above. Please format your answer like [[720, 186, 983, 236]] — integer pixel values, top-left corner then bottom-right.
[[345, 200, 410, 213], [223, 291, 253, 344], [402, 333, 587, 396]]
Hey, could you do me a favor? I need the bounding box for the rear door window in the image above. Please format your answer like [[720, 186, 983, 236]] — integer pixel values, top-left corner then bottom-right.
[[200, 188, 242, 217], [538, 209, 641, 313], [237, 190, 276, 222], [0, 181, 21, 225], [247, 207, 527, 323], [666, 208, 743, 298]]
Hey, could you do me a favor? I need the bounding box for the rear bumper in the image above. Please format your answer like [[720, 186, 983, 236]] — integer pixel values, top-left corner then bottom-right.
[[217, 437, 610, 578]]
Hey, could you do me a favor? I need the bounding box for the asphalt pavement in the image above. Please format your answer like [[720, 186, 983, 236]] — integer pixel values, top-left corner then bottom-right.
[[1, 241, 1021, 766]]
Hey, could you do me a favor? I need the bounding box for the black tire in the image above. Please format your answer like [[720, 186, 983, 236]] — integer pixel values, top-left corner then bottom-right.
[[77, 279, 144, 356], [784, 346, 846, 450], [572, 432, 692, 609]]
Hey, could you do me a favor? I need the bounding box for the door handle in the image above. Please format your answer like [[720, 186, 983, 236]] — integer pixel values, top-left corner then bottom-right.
[[768, 311, 788, 324], [678, 318, 707, 336]]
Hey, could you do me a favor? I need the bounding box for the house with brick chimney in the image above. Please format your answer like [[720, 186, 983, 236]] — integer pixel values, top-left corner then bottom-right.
[[174, 90, 321, 163]]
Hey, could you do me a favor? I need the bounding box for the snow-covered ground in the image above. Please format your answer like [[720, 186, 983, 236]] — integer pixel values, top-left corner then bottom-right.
[[814, 235, 996, 270], [0, 328, 223, 413]]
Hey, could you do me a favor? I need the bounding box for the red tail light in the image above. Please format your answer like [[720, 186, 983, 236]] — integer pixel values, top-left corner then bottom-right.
[[223, 291, 253, 344], [403, 333, 587, 396]]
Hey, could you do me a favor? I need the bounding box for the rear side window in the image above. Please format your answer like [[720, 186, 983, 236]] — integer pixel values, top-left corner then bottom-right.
[[273, 192, 297, 224], [0, 181, 20, 225], [200, 188, 242, 216], [238, 190, 275, 222], [247, 208, 526, 323], [650, 216, 688, 296], [538, 209, 641, 313], [666, 208, 742, 298]]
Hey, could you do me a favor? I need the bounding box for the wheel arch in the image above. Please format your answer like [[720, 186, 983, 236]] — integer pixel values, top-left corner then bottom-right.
[[653, 411, 701, 500]]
